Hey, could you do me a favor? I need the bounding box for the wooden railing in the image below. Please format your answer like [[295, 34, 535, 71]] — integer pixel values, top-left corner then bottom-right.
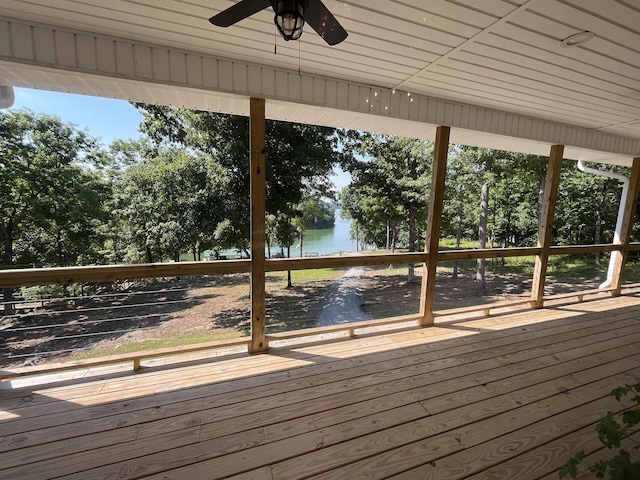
[[2, 111, 640, 379], [0, 243, 635, 380], [0, 244, 629, 287]]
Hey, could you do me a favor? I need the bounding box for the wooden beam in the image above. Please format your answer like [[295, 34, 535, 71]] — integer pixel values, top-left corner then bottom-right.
[[419, 126, 450, 326], [548, 244, 620, 256], [249, 98, 267, 353], [611, 158, 640, 295], [531, 145, 564, 308], [438, 247, 541, 262], [0, 260, 250, 289]]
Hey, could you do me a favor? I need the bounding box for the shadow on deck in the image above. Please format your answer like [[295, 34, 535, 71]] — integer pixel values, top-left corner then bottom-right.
[[1, 294, 640, 479]]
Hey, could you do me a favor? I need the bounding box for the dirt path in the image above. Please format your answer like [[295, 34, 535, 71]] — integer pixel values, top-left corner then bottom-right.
[[317, 267, 372, 327]]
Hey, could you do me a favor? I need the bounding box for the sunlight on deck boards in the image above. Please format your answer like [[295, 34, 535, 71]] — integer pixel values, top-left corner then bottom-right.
[[1, 294, 640, 479]]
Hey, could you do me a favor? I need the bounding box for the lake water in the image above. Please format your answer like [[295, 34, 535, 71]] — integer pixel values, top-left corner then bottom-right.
[[281, 209, 356, 258], [216, 209, 356, 259]]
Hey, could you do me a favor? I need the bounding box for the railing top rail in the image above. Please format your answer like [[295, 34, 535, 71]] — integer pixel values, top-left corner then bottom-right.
[[0, 243, 626, 289]]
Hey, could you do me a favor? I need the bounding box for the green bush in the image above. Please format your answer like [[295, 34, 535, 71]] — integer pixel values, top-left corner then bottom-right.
[[560, 384, 640, 479]]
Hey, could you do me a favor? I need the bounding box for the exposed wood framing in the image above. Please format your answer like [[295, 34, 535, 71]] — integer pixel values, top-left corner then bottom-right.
[[420, 126, 450, 326], [531, 145, 564, 308], [249, 98, 267, 353], [611, 158, 640, 295]]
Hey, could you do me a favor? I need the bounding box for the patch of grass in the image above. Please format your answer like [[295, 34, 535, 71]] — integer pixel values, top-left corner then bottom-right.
[[267, 268, 344, 283], [439, 238, 477, 250], [73, 329, 246, 360], [624, 259, 640, 283]]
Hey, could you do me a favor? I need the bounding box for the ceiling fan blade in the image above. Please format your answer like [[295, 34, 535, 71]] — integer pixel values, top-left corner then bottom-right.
[[209, 0, 272, 27], [303, 0, 348, 45]]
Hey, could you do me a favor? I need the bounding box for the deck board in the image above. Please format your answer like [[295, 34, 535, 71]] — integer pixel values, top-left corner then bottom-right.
[[1, 295, 640, 479]]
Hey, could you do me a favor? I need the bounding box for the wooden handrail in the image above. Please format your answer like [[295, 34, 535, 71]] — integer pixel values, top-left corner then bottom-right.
[[628, 243, 640, 252], [0, 260, 251, 288], [266, 252, 428, 272], [438, 247, 541, 261], [549, 244, 620, 255], [0, 243, 631, 289]]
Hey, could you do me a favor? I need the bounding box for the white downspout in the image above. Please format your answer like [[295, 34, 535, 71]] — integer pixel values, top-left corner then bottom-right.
[[576, 160, 629, 289]]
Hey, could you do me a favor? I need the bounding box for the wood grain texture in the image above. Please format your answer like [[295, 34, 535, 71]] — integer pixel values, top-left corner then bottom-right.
[[2, 296, 640, 479], [249, 97, 267, 353], [531, 145, 564, 308], [420, 125, 450, 326], [611, 157, 640, 295]]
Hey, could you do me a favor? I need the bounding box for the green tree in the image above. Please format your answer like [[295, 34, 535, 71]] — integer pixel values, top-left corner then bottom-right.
[[112, 146, 228, 263], [343, 135, 432, 281], [132, 105, 348, 253], [0, 110, 107, 312]]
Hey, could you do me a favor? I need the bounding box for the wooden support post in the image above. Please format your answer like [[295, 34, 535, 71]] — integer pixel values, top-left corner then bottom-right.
[[249, 98, 268, 353], [611, 158, 640, 296], [531, 145, 564, 308], [419, 126, 450, 326]]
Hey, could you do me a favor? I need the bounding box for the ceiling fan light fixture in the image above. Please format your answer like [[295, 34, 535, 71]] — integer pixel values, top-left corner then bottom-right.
[[274, 0, 305, 41]]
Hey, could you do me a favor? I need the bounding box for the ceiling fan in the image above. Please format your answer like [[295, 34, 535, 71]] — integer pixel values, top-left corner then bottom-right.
[[209, 0, 348, 46]]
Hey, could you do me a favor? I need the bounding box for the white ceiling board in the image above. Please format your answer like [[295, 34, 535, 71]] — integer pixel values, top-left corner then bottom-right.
[[0, 60, 633, 168], [0, 0, 639, 164], [405, 76, 628, 128], [427, 61, 640, 119], [417, 68, 640, 121]]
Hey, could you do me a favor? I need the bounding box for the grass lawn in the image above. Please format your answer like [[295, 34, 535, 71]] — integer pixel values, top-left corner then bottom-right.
[[73, 329, 247, 360]]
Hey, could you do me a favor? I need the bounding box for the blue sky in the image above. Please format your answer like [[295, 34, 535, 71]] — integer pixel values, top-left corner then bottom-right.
[[11, 87, 144, 146], [9, 87, 351, 191]]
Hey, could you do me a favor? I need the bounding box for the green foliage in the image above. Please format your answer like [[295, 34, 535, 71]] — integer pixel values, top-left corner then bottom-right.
[[133, 104, 348, 252], [560, 383, 640, 479], [0, 109, 108, 267], [341, 135, 432, 250], [560, 451, 585, 478]]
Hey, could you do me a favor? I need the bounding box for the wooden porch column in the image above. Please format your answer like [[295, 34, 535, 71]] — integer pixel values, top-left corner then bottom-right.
[[611, 157, 640, 296], [249, 98, 267, 353], [419, 126, 450, 326], [531, 145, 564, 308]]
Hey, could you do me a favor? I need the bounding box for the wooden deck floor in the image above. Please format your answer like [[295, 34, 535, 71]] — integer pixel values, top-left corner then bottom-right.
[[2, 294, 640, 480]]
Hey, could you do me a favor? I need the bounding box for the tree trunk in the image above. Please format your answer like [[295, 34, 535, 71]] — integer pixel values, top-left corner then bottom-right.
[[453, 202, 463, 279], [408, 207, 417, 282], [299, 231, 303, 258], [192, 246, 197, 262], [145, 245, 153, 263], [537, 173, 546, 232], [391, 226, 396, 253], [266, 236, 271, 259], [594, 208, 602, 266], [386, 221, 390, 250], [286, 243, 292, 288], [2, 220, 15, 315], [476, 182, 489, 295], [287, 218, 292, 288], [594, 183, 607, 266], [174, 250, 180, 263]]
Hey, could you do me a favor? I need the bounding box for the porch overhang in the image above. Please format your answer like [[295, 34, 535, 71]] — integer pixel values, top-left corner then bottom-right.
[[1, 0, 639, 165]]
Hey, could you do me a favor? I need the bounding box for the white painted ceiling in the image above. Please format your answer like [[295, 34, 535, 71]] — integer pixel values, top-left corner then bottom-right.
[[1, 0, 640, 164]]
